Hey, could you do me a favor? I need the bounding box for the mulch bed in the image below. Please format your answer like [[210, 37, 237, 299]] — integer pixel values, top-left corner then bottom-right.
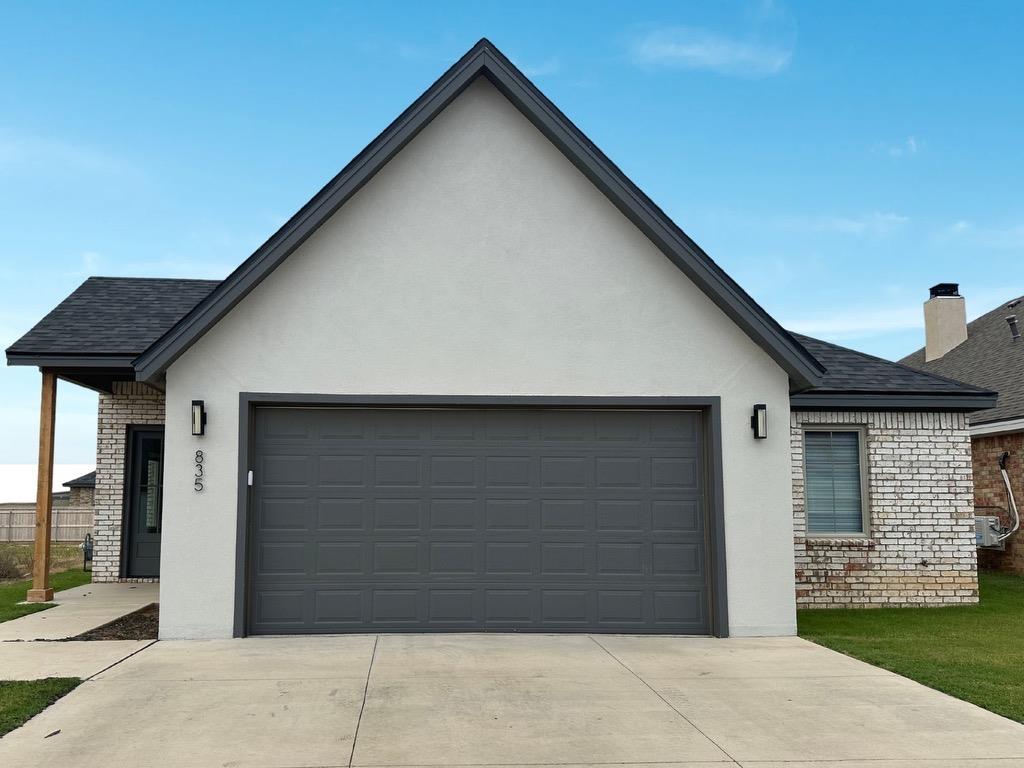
[[65, 603, 159, 641]]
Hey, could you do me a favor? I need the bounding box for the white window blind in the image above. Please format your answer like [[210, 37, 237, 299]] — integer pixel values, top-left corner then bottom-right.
[[805, 430, 864, 534]]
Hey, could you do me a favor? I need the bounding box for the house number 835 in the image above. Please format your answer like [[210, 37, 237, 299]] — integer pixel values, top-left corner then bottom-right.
[[194, 450, 205, 492]]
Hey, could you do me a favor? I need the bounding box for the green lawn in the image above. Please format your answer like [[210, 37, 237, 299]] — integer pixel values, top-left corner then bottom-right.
[[0, 569, 92, 623], [799, 572, 1024, 723], [0, 678, 80, 737]]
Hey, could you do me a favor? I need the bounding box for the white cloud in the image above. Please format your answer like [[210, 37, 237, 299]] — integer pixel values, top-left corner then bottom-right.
[[783, 305, 922, 339], [630, 26, 792, 77], [941, 219, 1024, 249], [780, 211, 909, 237], [513, 57, 561, 78], [0, 134, 136, 177], [877, 136, 918, 158]]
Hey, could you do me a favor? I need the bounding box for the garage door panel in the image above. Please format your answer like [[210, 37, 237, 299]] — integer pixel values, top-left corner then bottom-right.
[[314, 590, 362, 624], [315, 542, 365, 575], [317, 498, 367, 530], [257, 542, 308, 576], [318, 455, 365, 486], [485, 498, 534, 529], [259, 497, 311, 531], [429, 542, 476, 574], [429, 498, 477, 530], [372, 498, 421, 530], [373, 542, 420, 574], [248, 407, 711, 635], [540, 499, 588, 529], [652, 499, 701, 531], [429, 589, 476, 623]]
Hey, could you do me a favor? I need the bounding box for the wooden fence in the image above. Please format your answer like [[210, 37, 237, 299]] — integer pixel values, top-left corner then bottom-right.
[[0, 506, 93, 543]]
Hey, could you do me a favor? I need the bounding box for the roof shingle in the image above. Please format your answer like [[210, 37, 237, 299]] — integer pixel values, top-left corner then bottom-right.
[[794, 333, 991, 395], [900, 295, 1024, 424], [6, 277, 221, 358], [4, 277, 994, 407]]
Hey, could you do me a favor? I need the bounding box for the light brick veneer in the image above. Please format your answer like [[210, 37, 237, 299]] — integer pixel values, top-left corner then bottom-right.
[[93, 381, 165, 582], [792, 410, 978, 607]]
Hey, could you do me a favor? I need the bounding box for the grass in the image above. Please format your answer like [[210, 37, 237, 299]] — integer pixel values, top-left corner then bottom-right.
[[0, 678, 81, 737], [0, 569, 92, 623], [0, 543, 83, 576], [799, 572, 1024, 723]]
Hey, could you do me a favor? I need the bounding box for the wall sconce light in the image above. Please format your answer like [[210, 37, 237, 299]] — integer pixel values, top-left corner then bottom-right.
[[751, 403, 767, 439], [191, 400, 207, 436]]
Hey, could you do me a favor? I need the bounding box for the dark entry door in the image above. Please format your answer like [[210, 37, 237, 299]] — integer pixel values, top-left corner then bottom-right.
[[125, 427, 164, 578], [248, 408, 709, 635]]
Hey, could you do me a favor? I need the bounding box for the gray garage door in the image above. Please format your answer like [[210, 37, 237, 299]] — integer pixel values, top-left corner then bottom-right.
[[248, 407, 709, 634]]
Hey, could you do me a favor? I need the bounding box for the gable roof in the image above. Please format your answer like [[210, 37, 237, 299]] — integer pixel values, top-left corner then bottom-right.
[[792, 333, 996, 410], [900, 294, 1024, 424], [7, 277, 994, 411], [130, 38, 825, 389], [4, 277, 220, 392], [6, 277, 221, 364], [63, 470, 96, 489]]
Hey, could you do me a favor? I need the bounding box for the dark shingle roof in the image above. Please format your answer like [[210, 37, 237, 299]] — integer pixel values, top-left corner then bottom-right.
[[900, 295, 1024, 424], [6, 277, 221, 357], [794, 333, 991, 396], [63, 470, 96, 489], [5, 276, 992, 408]]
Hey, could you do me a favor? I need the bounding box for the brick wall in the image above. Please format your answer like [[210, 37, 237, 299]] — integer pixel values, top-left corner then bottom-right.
[[93, 381, 165, 582], [67, 486, 94, 507], [792, 410, 978, 607], [972, 431, 1024, 573]]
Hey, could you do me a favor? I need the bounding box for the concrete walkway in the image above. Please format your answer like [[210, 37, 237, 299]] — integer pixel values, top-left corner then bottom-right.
[[0, 640, 154, 679], [1, 634, 1023, 767], [0, 582, 159, 642]]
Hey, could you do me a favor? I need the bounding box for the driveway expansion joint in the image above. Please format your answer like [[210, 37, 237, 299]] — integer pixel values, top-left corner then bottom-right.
[[587, 635, 743, 767], [348, 634, 379, 768], [85, 638, 158, 680]]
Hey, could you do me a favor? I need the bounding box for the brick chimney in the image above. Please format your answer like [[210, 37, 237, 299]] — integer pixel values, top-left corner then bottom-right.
[[924, 283, 968, 361]]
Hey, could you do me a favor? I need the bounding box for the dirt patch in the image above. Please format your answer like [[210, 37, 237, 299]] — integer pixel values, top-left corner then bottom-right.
[[66, 603, 159, 641]]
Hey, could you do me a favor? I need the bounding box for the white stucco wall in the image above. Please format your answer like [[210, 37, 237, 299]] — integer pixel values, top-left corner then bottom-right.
[[160, 77, 795, 639]]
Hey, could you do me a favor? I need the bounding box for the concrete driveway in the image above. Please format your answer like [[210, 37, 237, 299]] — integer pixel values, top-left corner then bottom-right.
[[1, 634, 1023, 768]]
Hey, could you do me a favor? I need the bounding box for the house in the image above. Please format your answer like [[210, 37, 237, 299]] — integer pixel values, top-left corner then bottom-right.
[[4, 40, 994, 639], [63, 470, 96, 507], [901, 284, 1024, 573]]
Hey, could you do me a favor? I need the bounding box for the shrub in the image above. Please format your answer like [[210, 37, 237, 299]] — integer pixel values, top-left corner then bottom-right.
[[0, 548, 27, 580]]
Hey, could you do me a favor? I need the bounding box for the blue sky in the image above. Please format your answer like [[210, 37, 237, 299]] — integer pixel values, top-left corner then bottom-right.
[[2, 0, 1023, 466]]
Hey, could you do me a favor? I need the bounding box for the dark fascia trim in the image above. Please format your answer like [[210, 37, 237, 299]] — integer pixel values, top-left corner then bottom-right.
[[134, 38, 824, 389], [790, 392, 998, 411], [6, 353, 136, 369], [232, 393, 730, 638]]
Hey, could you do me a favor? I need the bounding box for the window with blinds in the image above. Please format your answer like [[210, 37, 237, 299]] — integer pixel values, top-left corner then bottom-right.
[[804, 430, 865, 535]]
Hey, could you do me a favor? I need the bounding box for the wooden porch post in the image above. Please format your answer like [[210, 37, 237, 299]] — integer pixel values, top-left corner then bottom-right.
[[26, 370, 56, 602]]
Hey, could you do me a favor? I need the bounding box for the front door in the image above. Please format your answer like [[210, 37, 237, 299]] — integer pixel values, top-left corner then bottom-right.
[[125, 427, 164, 578]]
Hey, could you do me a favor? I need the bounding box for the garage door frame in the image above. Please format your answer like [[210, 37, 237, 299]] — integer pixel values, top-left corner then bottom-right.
[[232, 394, 729, 638]]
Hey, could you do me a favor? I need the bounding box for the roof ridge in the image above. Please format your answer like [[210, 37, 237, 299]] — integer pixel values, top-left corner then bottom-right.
[[84, 275, 224, 283]]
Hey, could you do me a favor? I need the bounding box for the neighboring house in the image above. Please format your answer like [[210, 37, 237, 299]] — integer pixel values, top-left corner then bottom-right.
[[4, 40, 994, 639], [63, 470, 96, 507], [901, 284, 1024, 573]]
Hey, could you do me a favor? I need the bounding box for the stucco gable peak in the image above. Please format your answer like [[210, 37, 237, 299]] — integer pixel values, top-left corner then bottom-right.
[[132, 38, 824, 388]]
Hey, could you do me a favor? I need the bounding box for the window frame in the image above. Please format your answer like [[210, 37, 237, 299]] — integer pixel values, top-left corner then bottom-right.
[[802, 425, 871, 538]]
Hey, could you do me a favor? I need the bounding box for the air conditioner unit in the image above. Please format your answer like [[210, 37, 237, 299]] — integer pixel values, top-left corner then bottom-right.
[[976, 515, 1005, 549]]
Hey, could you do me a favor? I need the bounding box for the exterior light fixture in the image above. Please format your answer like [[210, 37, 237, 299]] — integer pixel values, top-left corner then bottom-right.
[[191, 400, 207, 436], [751, 403, 767, 439]]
